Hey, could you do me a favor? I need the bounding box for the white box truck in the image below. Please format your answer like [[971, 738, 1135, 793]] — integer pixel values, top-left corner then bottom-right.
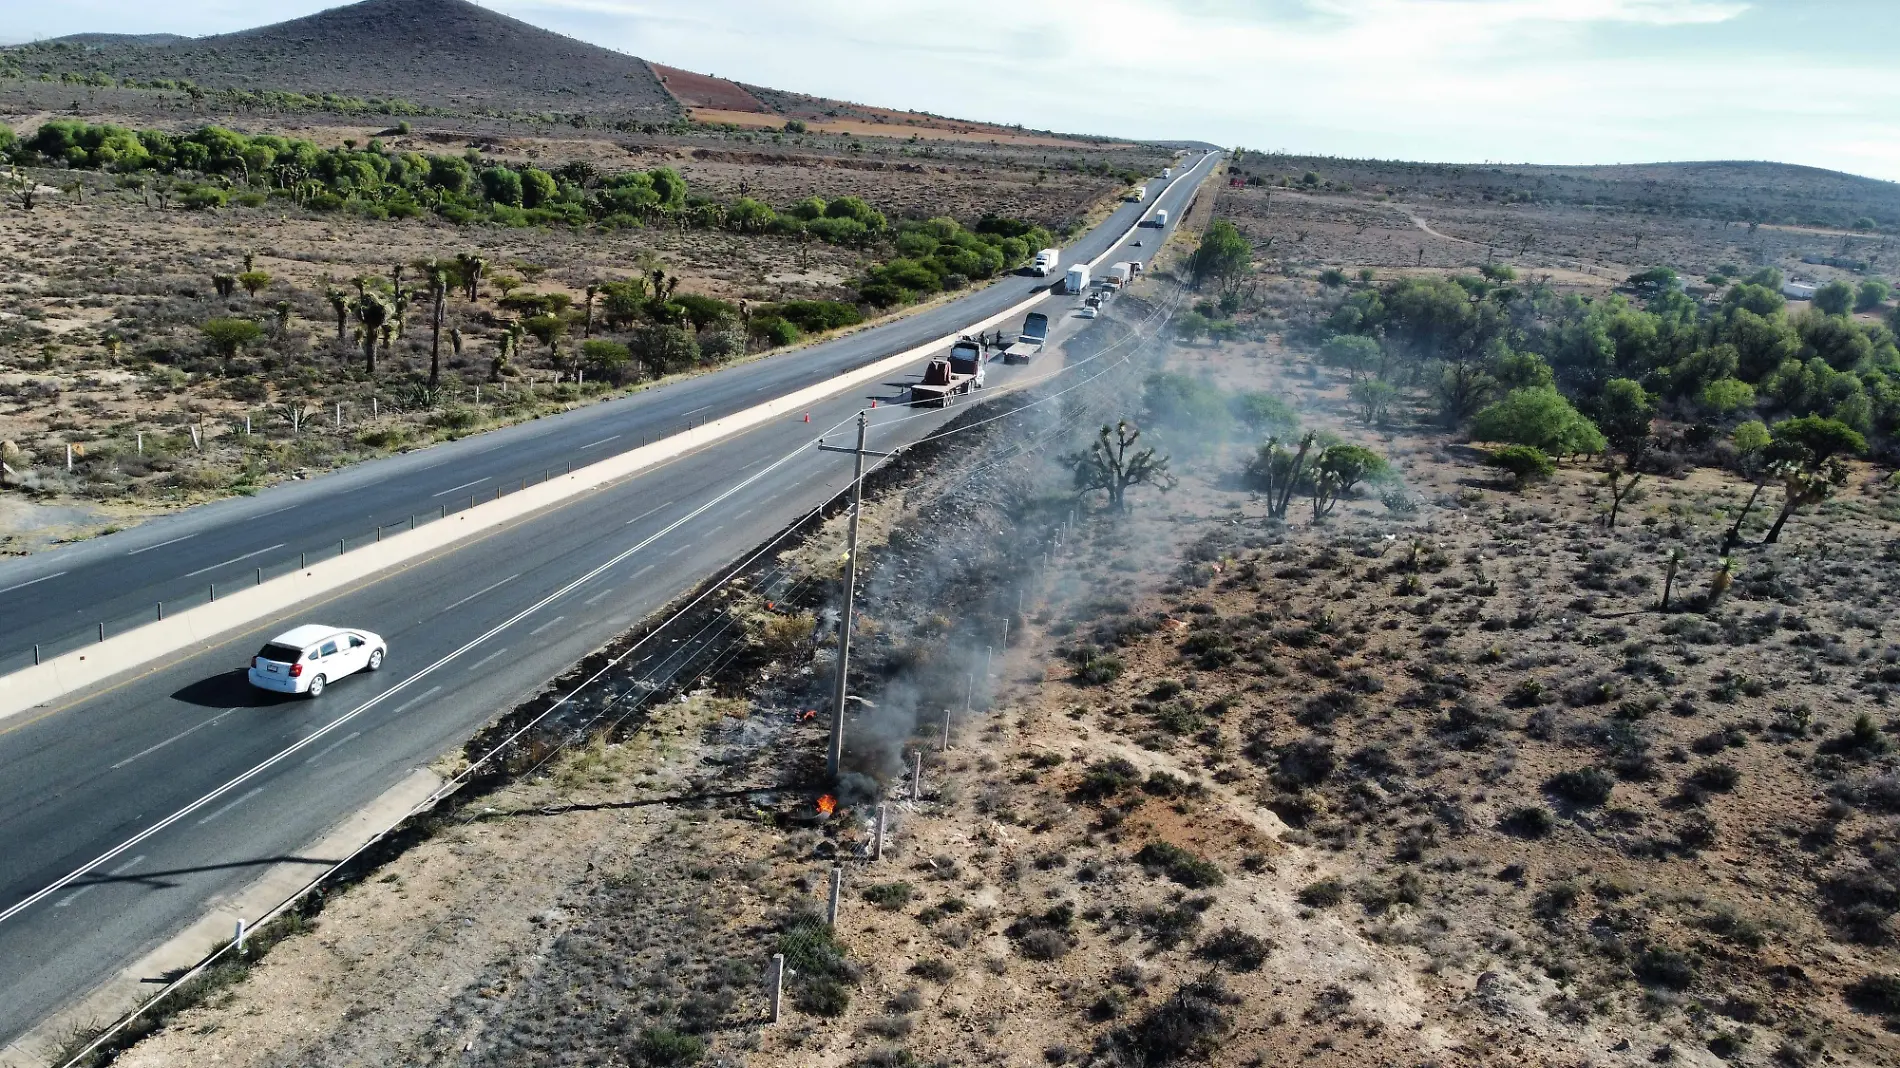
[[1152, 209, 1169, 227], [1065, 263, 1091, 295], [1107, 262, 1133, 288], [1163, 167, 1173, 179], [1031, 248, 1060, 276]]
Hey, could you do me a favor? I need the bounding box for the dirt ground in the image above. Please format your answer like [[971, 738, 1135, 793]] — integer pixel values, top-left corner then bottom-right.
[[83, 263, 1900, 1068]]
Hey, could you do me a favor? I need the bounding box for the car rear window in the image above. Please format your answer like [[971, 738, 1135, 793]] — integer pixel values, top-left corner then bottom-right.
[[258, 643, 305, 663]]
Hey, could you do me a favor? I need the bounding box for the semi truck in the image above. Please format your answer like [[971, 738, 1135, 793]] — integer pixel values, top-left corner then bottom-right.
[[1002, 311, 1050, 365], [1128, 185, 1147, 203], [1065, 263, 1091, 295], [1149, 209, 1169, 227], [1031, 248, 1060, 276], [909, 336, 987, 407]]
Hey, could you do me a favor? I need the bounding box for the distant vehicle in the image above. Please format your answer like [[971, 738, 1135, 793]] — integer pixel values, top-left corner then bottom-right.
[[1065, 263, 1091, 295], [249, 624, 385, 697], [1078, 304, 1099, 319], [1152, 209, 1169, 227], [1163, 167, 1173, 179], [1130, 260, 1144, 277], [909, 337, 986, 407], [1107, 262, 1134, 288], [1003, 311, 1050, 365], [1032, 248, 1061, 276], [1133, 239, 1143, 247], [1128, 185, 1147, 203]]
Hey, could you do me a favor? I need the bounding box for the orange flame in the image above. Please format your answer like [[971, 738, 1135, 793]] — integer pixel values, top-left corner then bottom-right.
[[816, 794, 838, 815], [799, 709, 817, 722]]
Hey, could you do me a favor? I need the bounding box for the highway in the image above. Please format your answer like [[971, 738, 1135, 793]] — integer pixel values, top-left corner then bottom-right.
[[0, 149, 1217, 1050]]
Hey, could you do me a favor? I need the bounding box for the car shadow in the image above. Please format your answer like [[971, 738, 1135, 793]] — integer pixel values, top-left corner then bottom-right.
[[172, 670, 294, 708]]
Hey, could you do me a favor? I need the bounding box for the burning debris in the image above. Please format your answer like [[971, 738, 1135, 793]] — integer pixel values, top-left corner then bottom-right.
[[815, 794, 838, 816]]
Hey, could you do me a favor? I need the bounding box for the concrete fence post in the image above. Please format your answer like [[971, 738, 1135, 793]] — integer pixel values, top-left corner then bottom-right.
[[826, 865, 843, 926], [768, 952, 785, 1024], [244, 414, 251, 435], [873, 802, 887, 862], [334, 402, 342, 428], [136, 431, 143, 455], [65, 443, 73, 471], [911, 750, 923, 799], [941, 709, 952, 752], [964, 673, 973, 714], [235, 918, 246, 954]]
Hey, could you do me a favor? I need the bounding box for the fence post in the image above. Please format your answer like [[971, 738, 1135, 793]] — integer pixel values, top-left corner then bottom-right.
[[255, 567, 262, 586], [98, 622, 105, 642], [911, 750, 923, 799], [209, 584, 216, 602], [234, 918, 246, 954], [768, 952, 785, 1024], [66, 444, 73, 471], [826, 865, 843, 926], [136, 431, 143, 455], [34, 644, 41, 665], [300, 552, 307, 570], [157, 602, 163, 621], [339, 539, 345, 556], [334, 402, 342, 428], [872, 802, 887, 862], [941, 709, 952, 752]]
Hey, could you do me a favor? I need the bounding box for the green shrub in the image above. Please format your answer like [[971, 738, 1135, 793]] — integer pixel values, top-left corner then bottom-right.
[[1546, 767, 1614, 807], [1134, 842, 1225, 889], [862, 882, 914, 910], [1298, 878, 1346, 907], [628, 1028, 705, 1067], [1486, 444, 1555, 487]]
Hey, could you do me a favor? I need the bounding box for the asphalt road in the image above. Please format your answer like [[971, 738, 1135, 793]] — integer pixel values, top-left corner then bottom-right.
[[0, 150, 1216, 1048]]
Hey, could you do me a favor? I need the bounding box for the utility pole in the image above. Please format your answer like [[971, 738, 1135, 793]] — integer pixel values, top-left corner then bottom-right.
[[817, 411, 893, 779]]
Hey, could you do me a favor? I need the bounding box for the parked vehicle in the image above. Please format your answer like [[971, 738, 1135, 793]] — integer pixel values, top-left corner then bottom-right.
[[249, 624, 386, 697], [1065, 263, 1091, 295], [909, 336, 986, 407], [1079, 305, 1099, 319], [1151, 209, 1169, 227], [1107, 262, 1133, 288], [1002, 311, 1050, 364], [1128, 185, 1147, 203], [1032, 248, 1061, 276]]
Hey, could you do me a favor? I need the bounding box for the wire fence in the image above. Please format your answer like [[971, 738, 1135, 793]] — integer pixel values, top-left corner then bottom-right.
[[48, 285, 1183, 1068]]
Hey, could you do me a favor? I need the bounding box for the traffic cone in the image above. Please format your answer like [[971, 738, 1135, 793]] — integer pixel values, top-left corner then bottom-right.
[[872, 400, 878, 408], [803, 413, 809, 422]]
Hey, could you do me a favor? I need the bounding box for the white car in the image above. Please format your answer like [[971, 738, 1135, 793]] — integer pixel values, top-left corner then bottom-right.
[[1079, 305, 1100, 319], [249, 624, 385, 697]]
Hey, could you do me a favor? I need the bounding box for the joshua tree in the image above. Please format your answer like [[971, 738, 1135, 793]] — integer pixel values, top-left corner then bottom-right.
[[1248, 430, 1317, 521], [212, 274, 237, 299], [1067, 421, 1176, 512], [428, 267, 449, 387], [243, 252, 256, 272], [326, 289, 350, 343], [455, 252, 486, 300], [273, 300, 293, 336], [583, 283, 598, 338], [1659, 547, 1685, 610], [102, 332, 122, 363], [353, 292, 392, 373]]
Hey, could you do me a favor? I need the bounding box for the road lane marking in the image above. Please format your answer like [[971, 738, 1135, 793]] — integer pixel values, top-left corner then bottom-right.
[[432, 477, 490, 498], [392, 686, 442, 714], [582, 587, 616, 606], [528, 615, 566, 636], [195, 786, 264, 825], [624, 500, 675, 526], [439, 574, 520, 615], [665, 545, 686, 557], [251, 504, 298, 519], [126, 535, 197, 555], [578, 435, 620, 450], [53, 855, 144, 908], [111, 707, 240, 770], [184, 544, 285, 578], [630, 564, 655, 581], [302, 730, 362, 765], [0, 571, 66, 596], [465, 647, 509, 672], [682, 404, 711, 417]]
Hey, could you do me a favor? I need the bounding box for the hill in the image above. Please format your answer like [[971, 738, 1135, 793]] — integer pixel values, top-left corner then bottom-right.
[[42, 33, 187, 46], [1, 0, 677, 120]]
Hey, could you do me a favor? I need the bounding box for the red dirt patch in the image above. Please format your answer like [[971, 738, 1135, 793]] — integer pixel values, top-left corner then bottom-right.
[[650, 63, 767, 112]]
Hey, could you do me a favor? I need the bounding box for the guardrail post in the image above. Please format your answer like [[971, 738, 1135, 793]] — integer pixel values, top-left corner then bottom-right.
[[209, 584, 216, 602], [33, 644, 41, 665], [256, 567, 263, 586], [339, 539, 346, 556], [376, 525, 381, 543], [409, 514, 415, 530], [157, 602, 163, 621], [98, 623, 105, 643], [300, 552, 307, 570]]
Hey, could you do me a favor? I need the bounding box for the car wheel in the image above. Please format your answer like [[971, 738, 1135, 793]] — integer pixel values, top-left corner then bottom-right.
[[367, 649, 384, 671], [307, 674, 326, 698]]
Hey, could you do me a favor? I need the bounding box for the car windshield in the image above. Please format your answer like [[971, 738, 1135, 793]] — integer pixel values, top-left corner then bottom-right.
[[258, 643, 305, 663]]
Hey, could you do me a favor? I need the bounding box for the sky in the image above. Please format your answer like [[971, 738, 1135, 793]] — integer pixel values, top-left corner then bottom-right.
[[10, 0, 1900, 181]]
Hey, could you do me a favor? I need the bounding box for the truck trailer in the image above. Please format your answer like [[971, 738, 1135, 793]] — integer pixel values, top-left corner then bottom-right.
[[1106, 262, 1133, 288], [1065, 263, 1091, 295], [1032, 248, 1061, 276], [909, 337, 987, 407], [1002, 311, 1050, 365]]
